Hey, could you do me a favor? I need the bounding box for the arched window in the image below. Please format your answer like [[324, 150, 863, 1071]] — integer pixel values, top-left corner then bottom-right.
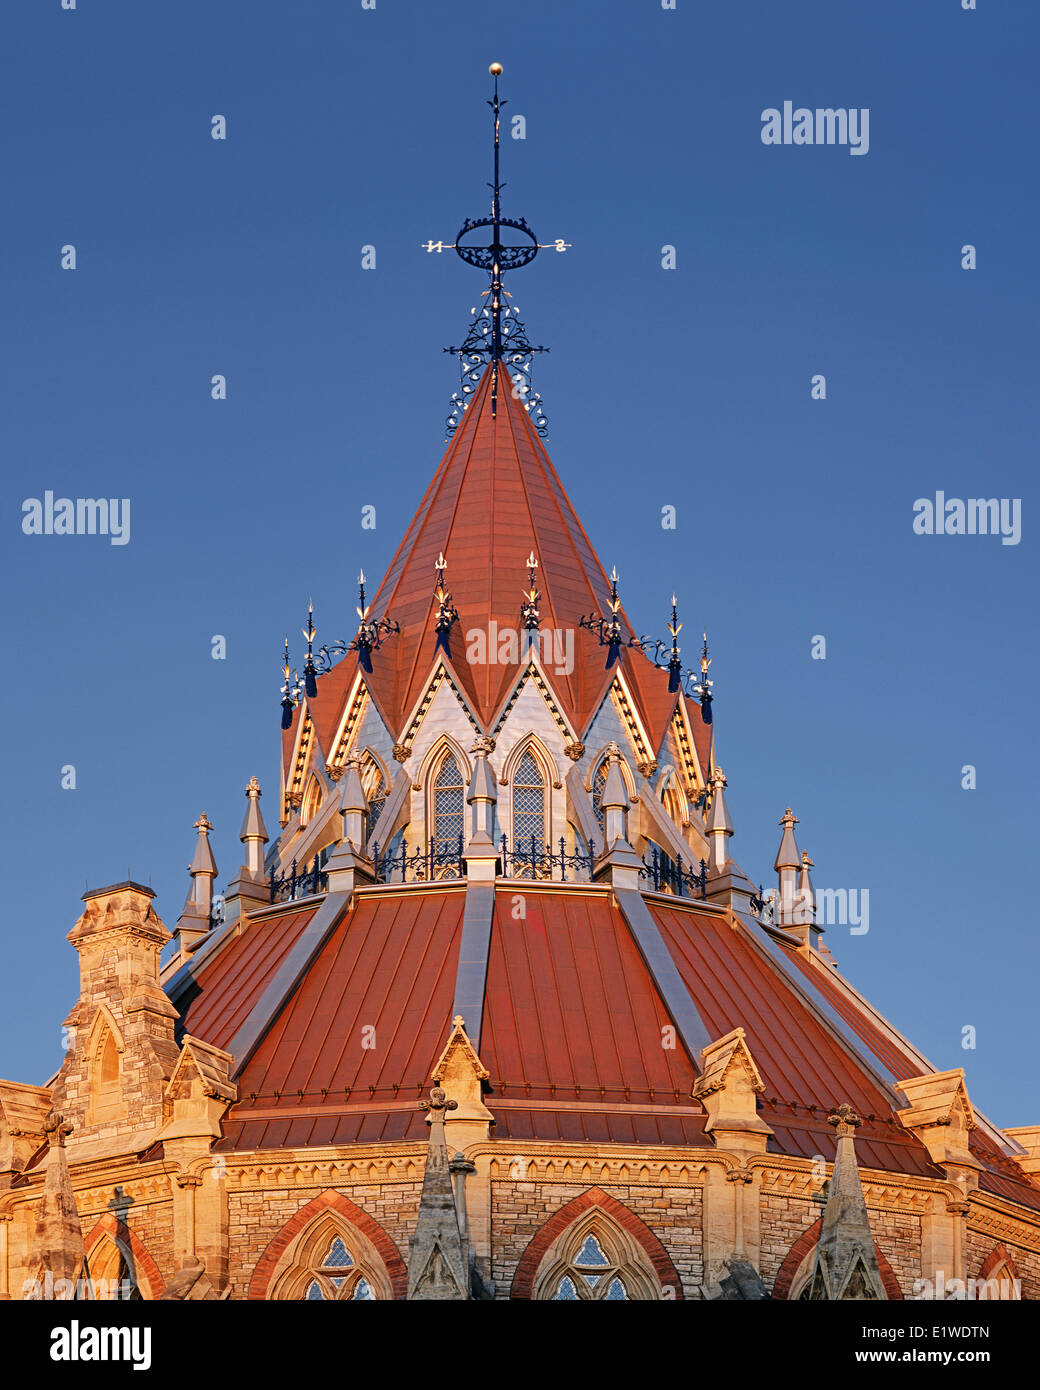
[[268, 1217, 390, 1300], [86, 1236, 142, 1301], [512, 750, 546, 864], [533, 1217, 661, 1301], [361, 759, 388, 842], [302, 1236, 377, 1301], [91, 1024, 123, 1125], [661, 777, 687, 829], [432, 751, 465, 855], [591, 760, 608, 834], [300, 772, 324, 827]]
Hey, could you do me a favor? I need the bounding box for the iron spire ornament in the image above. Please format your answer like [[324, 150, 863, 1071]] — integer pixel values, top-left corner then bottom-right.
[[580, 567, 625, 668], [425, 64, 570, 439], [520, 552, 541, 631], [302, 601, 318, 699], [693, 632, 714, 725], [280, 637, 303, 730], [277, 585, 400, 726], [627, 602, 718, 716], [433, 553, 460, 656]]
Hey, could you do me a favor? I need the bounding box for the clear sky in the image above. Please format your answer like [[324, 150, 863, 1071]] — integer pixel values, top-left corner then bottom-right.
[[2, 1, 1036, 1128]]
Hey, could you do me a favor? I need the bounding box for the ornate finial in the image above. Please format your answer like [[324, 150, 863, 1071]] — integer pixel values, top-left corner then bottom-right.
[[781, 807, 798, 826], [302, 600, 318, 698], [828, 1103, 862, 1136], [453, 1013, 466, 1028], [349, 569, 400, 673], [426, 67, 569, 438], [711, 766, 727, 789], [420, 1085, 459, 1117], [193, 813, 213, 834], [280, 635, 303, 730], [579, 567, 625, 668], [520, 552, 541, 634], [43, 1110, 73, 1148], [801, 849, 813, 868], [278, 582, 400, 718], [245, 775, 261, 798], [667, 594, 683, 692], [692, 632, 714, 725], [433, 554, 459, 655]]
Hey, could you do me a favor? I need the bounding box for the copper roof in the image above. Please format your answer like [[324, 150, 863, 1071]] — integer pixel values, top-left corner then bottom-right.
[[178, 884, 1038, 1210], [282, 361, 706, 759]]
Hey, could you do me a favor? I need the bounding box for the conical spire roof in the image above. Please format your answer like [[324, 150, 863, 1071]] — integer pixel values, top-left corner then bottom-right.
[[329, 361, 687, 744]]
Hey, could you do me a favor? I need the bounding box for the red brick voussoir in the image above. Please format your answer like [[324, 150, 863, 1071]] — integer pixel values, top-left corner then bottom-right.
[[82, 1213, 165, 1300]]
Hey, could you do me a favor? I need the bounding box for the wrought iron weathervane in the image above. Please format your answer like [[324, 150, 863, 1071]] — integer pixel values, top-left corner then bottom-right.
[[424, 63, 570, 439]]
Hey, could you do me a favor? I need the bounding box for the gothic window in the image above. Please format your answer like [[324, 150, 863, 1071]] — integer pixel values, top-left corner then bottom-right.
[[511, 750, 547, 874], [90, 1020, 124, 1125], [591, 760, 608, 834], [661, 778, 687, 828], [533, 1217, 660, 1301], [361, 759, 388, 842], [273, 1225, 384, 1301], [86, 1236, 142, 1300], [300, 772, 324, 827], [432, 751, 465, 855]]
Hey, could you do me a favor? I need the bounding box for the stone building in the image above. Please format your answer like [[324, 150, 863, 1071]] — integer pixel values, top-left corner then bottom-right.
[[1, 74, 1037, 1304]]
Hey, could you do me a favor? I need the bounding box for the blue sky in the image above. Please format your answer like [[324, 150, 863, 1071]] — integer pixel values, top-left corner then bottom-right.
[[2, 1, 1036, 1128]]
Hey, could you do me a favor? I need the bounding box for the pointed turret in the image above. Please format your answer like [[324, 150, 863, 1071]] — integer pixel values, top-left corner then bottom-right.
[[224, 778, 270, 921], [803, 1104, 886, 1300], [772, 808, 801, 928], [324, 753, 374, 895], [464, 737, 499, 881], [173, 814, 218, 956], [706, 767, 733, 871], [594, 743, 644, 888], [407, 1086, 470, 1301]]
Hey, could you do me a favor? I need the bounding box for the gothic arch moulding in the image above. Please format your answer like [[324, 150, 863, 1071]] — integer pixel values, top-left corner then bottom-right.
[[976, 1242, 1022, 1298], [657, 764, 690, 827], [248, 1190, 407, 1301], [81, 1214, 164, 1300], [772, 1217, 903, 1300], [584, 747, 636, 800], [510, 1188, 683, 1301]]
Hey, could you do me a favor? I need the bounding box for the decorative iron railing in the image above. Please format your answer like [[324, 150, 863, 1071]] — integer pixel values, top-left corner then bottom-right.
[[269, 856, 328, 903], [498, 835, 597, 884], [639, 846, 709, 899], [371, 835, 465, 885]]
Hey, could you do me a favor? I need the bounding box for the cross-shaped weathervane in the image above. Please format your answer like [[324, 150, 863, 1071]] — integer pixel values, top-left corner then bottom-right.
[[424, 64, 570, 438]]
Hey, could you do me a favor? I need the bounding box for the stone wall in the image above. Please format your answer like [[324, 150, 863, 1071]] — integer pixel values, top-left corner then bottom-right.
[[490, 1179, 703, 1299], [227, 1181, 421, 1299]]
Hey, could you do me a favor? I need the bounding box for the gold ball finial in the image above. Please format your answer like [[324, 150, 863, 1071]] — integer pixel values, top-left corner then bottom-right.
[[489, 62, 503, 76]]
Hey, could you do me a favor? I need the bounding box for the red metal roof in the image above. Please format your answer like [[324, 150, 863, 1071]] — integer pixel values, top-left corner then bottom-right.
[[178, 883, 1038, 1209], [480, 887, 708, 1146], [178, 908, 318, 1050], [648, 901, 941, 1178], [282, 362, 692, 758], [218, 888, 465, 1149]]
